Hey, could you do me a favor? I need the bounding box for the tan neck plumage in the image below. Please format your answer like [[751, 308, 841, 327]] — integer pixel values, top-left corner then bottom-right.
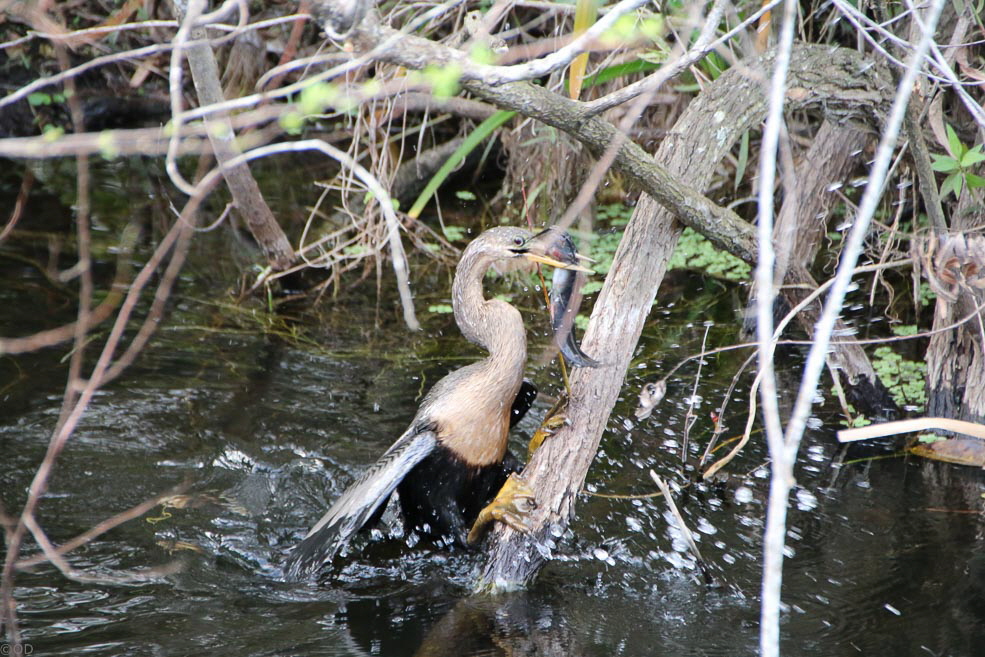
[[423, 250, 527, 466]]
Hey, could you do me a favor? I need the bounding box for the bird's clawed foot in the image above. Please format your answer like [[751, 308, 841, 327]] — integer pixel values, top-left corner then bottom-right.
[[527, 412, 568, 458], [467, 474, 537, 544]]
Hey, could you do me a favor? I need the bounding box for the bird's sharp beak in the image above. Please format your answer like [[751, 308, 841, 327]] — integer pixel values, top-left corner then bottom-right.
[[521, 252, 594, 273]]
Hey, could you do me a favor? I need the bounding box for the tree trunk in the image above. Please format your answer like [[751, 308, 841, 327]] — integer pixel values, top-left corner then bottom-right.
[[925, 196, 985, 424]]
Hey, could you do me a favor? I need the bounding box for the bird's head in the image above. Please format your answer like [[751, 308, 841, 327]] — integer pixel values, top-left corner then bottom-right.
[[468, 226, 593, 274]]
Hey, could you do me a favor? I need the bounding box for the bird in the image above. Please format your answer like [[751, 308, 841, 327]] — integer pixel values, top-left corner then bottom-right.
[[286, 226, 594, 578]]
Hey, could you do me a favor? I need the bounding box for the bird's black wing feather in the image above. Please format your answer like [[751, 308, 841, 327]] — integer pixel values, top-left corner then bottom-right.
[[285, 424, 438, 579]]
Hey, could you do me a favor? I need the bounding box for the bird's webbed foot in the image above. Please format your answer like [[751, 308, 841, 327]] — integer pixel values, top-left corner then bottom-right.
[[526, 412, 568, 459], [466, 473, 537, 544]]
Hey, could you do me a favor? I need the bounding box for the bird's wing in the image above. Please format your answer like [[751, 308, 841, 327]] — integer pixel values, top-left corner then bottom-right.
[[285, 424, 438, 579]]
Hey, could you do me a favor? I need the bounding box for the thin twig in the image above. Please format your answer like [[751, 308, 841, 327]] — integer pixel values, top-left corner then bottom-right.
[[649, 471, 713, 585]]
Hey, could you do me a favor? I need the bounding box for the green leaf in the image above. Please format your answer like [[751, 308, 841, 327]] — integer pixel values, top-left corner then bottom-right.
[[580, 281, 603, 295], [966, 173, 985, 189], [930, 154, 959, 173], [423, 63, 462, 99], [298, 81, 338, 116], [428, 303, 454, 314], [960, 144, 985, 167], [455, 190, 477, 201], [583, 59, 659, 89], [280, 110, 305, 134], [891, 324, 918, 337], [941, 172, 963, 199], [28, 92, 51, 106], [946, 123, 965, 159], [469, 43, 495, 65], [442, 225, 466, 241], [407, 110, 515, 219], [42, 125, 64, 140], [98, 131, 119, 159]]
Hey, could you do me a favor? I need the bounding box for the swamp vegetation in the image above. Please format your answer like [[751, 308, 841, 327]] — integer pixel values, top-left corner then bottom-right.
[[1, 0, 985, 655]]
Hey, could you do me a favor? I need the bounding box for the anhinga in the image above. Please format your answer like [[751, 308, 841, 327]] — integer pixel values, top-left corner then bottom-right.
[[286, 226, 594, 578]]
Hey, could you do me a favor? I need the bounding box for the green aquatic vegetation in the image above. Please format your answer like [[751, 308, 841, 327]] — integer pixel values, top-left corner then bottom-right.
[[842, 405, 872, 428], [585, 204, 752, 293], [669, 228, 751, 282], [872, 344, 927, 411]]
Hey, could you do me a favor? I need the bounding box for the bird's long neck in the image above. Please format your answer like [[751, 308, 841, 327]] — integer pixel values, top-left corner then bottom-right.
[[451, 249, 527, 387]]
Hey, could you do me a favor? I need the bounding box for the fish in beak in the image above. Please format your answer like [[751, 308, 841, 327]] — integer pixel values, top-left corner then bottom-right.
[[518, 228, 600, 368]]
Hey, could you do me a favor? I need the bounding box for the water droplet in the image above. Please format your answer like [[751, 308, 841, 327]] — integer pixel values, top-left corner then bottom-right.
[[795, 488, 818, 511]]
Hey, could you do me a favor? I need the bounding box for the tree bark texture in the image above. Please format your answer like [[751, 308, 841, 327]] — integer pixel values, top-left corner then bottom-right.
[[180, 11, 295, 271], [925, 196, 985, 424]]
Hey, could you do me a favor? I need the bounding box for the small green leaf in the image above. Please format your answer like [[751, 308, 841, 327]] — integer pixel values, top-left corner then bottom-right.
[[469, 43, 495, 65], [891, 324, 918, 337], [28, 92, 51, 106], [298, 81, 338, 116], [98, 131, 119, 159], [428, 303, 454, 314], [638, 14, 664, 41], [966, 173, 985, 189], [42, 125, 64, 140], [930, 154, 959, 172], [960, 145, 985, 167], [442, 225, 466, 241], [946, 123, 964, 158], [917, 433, 944, 444], [941, 172, 963, 198], [423, 63, 462, 98], [455, 190, 477, 201], [280, 111, 304, 134]]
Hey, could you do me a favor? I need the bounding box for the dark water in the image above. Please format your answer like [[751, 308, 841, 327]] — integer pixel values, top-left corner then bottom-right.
[[1, 165, 983, 657]]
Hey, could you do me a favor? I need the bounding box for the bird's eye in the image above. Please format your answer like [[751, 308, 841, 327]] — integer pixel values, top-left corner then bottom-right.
[[513, 236, 524, 246]]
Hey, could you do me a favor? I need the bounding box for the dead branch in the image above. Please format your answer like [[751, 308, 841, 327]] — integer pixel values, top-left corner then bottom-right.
[[170, 0, 295, 271]]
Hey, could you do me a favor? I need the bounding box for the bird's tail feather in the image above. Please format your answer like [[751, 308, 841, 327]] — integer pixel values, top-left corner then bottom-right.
[[285, 426, 438, 579]]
